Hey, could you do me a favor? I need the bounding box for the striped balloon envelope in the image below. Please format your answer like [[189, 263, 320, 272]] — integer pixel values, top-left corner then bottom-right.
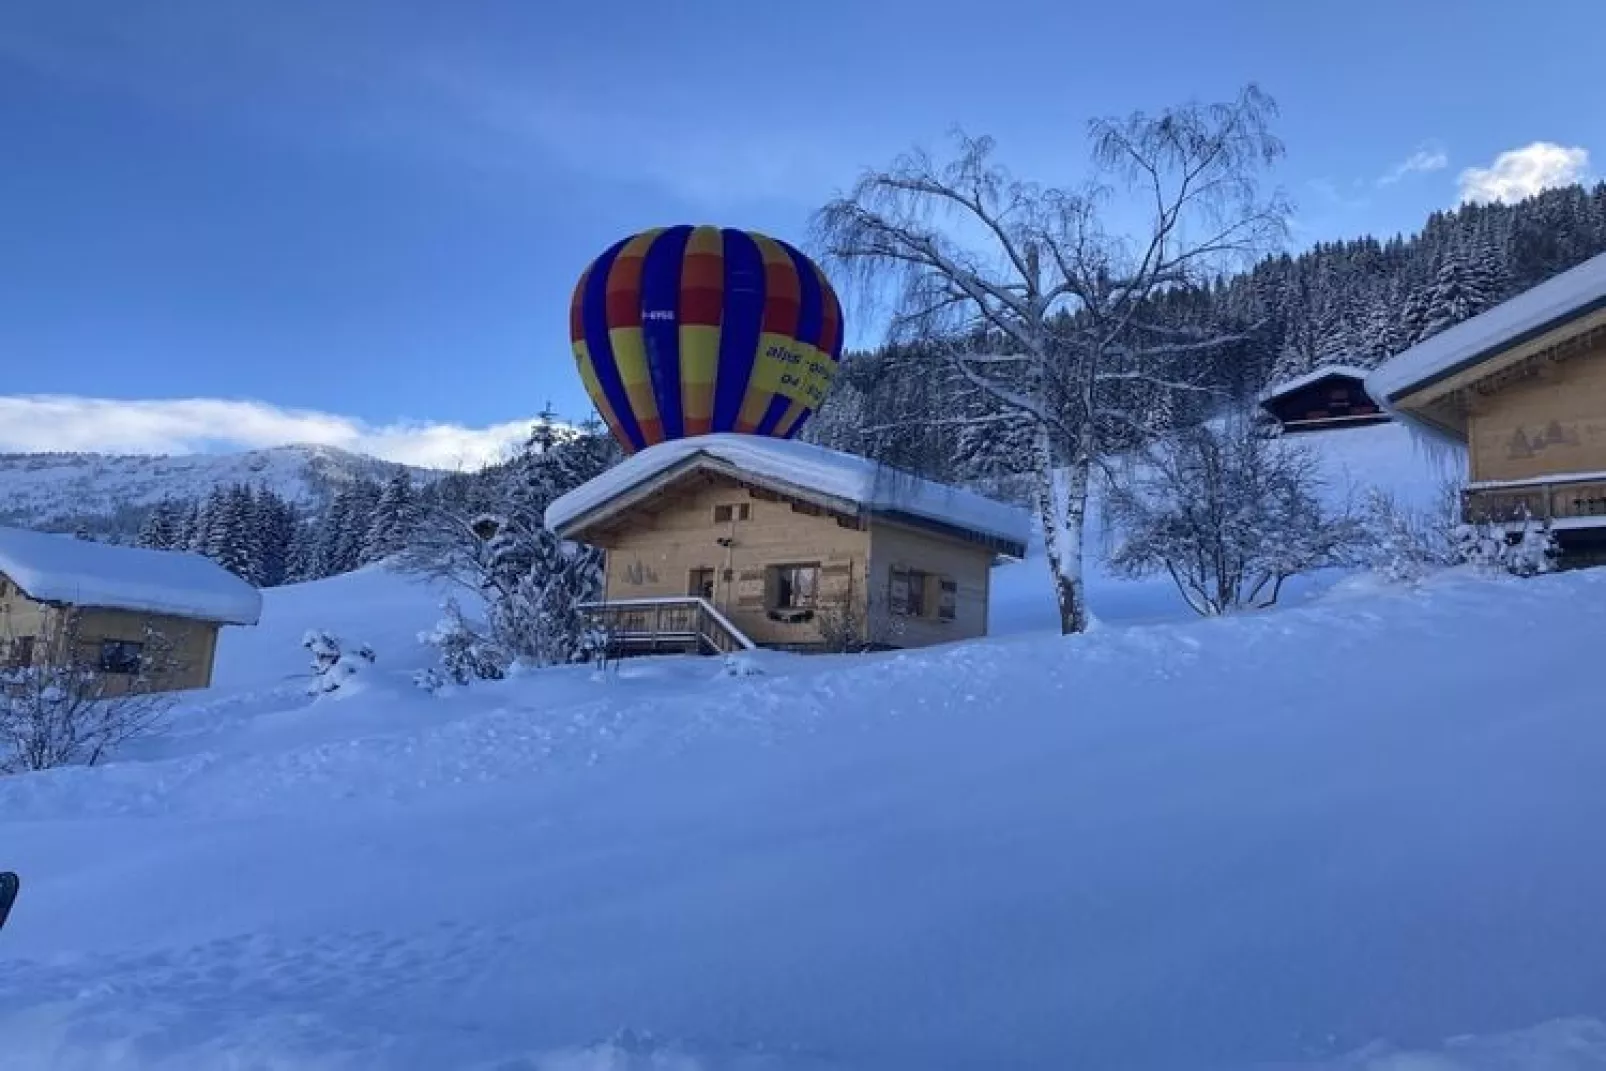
[[569, 225, 845, 455]]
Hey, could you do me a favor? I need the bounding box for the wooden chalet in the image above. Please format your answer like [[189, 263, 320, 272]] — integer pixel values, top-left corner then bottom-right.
[[0, 526, 262, 694], [1367, 250, 1606, 562], [544, 435, 1030, 656], [1259, 365, 1389, 433]]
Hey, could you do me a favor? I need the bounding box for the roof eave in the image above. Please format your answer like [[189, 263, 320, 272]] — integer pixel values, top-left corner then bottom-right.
[[553, 453, 865, 542], [18, 590, 257, 627], [1379, 292, 1606, 405], [554, 453, 1028, 555]]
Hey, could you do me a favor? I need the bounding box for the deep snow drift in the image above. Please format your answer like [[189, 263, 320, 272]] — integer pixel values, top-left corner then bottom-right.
[[9, 419, 1587, 1070], [3, 552, 1606, 1068]]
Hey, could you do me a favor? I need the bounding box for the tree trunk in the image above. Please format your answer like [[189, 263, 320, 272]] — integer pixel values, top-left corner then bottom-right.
[[1034, 430, 1092, 635]]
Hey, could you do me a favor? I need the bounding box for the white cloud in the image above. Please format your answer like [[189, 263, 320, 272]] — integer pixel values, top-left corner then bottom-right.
[[0, 395, 536, 470], [1458, 142, 1591, 204], [1378, 145, 1449, 186]]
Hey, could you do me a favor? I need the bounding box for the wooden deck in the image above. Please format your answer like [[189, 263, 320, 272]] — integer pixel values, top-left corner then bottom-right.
[[1463, 473, 1606, 527], [579, 597, 756, 658]]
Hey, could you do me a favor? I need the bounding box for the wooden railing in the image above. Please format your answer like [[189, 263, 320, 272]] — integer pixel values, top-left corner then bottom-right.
[[578, 597, 755, 658], [1463, 474, 1606, 525]]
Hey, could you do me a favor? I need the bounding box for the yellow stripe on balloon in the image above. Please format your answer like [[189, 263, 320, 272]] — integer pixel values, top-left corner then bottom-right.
[[737, 332, 793, 430], [679, 325, 719, 430], [573, 339, 626, 447], [606, 230, 664, 446], [609, 324, 662, 442]]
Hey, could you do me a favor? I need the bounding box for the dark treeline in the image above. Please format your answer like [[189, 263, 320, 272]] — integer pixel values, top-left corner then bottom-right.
[[135, 471, 422, 588], [804, 181, 1606, 495]]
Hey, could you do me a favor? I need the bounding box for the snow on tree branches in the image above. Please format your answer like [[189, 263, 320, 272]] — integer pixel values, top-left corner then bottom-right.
[[402, 415, 619, 685], [1104, 419, 1362, 616], [814, 85, 1290, 633]]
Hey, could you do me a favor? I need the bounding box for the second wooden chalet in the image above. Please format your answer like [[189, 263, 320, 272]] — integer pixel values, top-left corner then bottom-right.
[[544, 434, 1031, 654]]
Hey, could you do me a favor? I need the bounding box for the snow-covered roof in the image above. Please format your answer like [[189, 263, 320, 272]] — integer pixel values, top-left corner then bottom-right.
[[1368, 250, 1606, 405], [0, 526, 262, 625], [1258, 364, 1371, 404], [545, 434, 1031, 554]]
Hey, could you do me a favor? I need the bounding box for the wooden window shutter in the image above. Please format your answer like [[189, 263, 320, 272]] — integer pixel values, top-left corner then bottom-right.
[[737, 568, 767, 609], [889, 565, 910, 616], [938, 577, 958, 622]]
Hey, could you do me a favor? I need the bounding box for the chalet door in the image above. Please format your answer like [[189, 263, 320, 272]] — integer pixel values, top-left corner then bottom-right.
[[688, 568, 716, 601]]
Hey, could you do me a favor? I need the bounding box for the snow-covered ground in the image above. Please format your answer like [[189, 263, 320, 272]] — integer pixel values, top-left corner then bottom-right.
[[13, 422, 1601, 1071], [4, 561, 1606, 1069]]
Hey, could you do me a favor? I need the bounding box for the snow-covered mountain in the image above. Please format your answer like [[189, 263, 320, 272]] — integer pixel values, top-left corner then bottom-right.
[[0, 444, 437, 536]]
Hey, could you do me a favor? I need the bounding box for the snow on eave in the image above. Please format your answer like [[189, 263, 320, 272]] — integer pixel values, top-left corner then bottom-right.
[[0, 526, 263, 626], [1368, 250, 1606, 406], [1257, 364, 1371, 404], [544, 434, 1031, 556]]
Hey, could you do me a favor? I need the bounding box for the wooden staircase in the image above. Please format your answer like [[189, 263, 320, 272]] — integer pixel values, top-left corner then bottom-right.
[[579, 597, 755, 658]]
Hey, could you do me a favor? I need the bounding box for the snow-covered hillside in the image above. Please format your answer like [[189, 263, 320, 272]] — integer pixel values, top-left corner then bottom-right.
[[3, 416, 1603, 1069], [17, 421, 1597, 1070], [0, 444, 434, 535]]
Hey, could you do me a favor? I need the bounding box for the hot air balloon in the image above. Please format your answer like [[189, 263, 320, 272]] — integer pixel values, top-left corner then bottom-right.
[[569, 225, 844, 455]]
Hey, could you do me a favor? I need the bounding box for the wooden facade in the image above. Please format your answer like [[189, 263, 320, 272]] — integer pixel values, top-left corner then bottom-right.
[[0, 570, 224, 694], [1260, 369, 1389, 433], [1376, 279, 1606, 556], [569, 466, 1010, 652]]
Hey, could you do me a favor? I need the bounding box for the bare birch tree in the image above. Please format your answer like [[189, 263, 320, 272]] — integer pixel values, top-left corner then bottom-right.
[[813, 85, 1288, 633]]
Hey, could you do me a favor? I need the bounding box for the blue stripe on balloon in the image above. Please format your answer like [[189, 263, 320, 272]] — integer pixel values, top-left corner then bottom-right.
[[752, 394, 793, 436], [582, 238, 645, 452], [781, 240, 824, 350], [713, 228, 765, 433], [784, 408, 813, 439], [639, 225, 691, 441]]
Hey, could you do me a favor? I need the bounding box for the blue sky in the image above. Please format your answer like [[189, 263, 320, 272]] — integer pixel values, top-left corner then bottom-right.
[[2, 0, 1601, 466]]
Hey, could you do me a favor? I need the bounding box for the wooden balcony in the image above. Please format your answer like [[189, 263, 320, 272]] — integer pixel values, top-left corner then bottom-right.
[[1463, 474, 1606, 527], [579, 597, 756, 658]]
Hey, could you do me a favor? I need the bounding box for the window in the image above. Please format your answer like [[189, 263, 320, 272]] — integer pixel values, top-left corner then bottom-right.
[[7, 636, 34, 668], [891, 567, 958, 622], [99, 640, 144, 675], [713, 503, 750, 523], [770, 563, 819, 610], [905, 569, 930, 617], [688, 568, 716, 600]]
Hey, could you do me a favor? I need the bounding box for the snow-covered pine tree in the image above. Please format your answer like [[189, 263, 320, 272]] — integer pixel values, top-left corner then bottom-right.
[[311, 490, 352, 580], [362, 471, 417, 564], [204, 484, 259, 582], [187, 494, 215, 554], [1418, 248, 1497, 341], [136, 498, 182, 550], [285, 519, 318, 583], [252, 489, 297, 587], [335, 478, 382, 572]]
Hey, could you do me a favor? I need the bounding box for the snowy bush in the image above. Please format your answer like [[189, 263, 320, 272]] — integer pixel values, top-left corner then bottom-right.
[[0, 664, 171, 773], [303, 630, 376, 696], [718, 654, 766, 678], [1106, 418, 1363, 616], [417, 600, 505, 687], [814, 594, 905, 653], [482, 519, 605, 669], [1453, 511, 1559, 578], [1360, 485, 1462, 584], [401, 416, 617, 686]]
